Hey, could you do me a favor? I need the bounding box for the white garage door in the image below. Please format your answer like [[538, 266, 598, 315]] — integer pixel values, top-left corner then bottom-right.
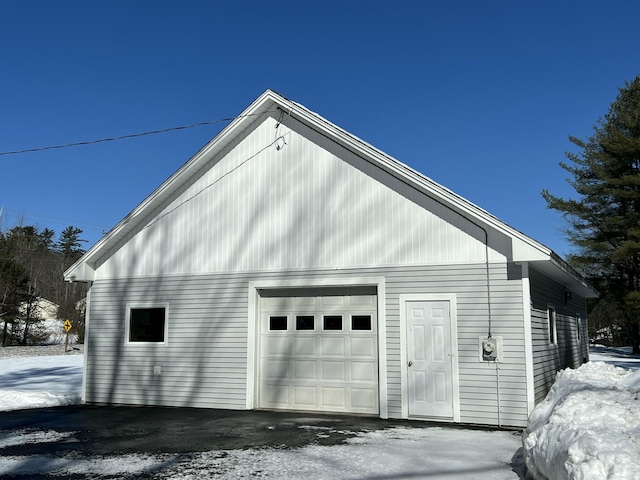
[[259, 287, 378, 414]]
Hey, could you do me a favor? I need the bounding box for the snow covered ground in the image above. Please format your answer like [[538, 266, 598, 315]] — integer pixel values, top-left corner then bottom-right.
[[1, 346, 639, 479], [524, 347, 640, 480], [0, 348, 83, 412]]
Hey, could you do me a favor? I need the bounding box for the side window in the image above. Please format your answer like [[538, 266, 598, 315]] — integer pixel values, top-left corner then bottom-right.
[[576, 314, 581, 342], [547, 306, 557, 345], [127, 306, 167, 343]]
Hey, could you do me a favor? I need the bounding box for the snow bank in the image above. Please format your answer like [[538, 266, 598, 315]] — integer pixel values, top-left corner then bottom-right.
[[0, 354, 83, 411], [523, 362, 640, 480]]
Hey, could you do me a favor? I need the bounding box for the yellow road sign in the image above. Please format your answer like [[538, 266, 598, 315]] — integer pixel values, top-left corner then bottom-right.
[[63, 319, 72, 332]]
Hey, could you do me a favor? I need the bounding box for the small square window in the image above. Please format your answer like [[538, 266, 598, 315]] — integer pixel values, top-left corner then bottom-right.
[[296, 315, 314, 330], [129, 307, 166, 343], [269, 316, 287, 330], [352, 315, 372, 331], [323, 315, 342, 330]]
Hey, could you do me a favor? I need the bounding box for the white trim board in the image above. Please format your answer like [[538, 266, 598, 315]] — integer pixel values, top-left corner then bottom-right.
[[520, 262, 536, 416]]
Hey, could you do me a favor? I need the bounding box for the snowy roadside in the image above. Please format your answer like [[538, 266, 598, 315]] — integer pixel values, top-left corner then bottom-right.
[[0, 349, 83, 411], [0, 344, 83, 358]]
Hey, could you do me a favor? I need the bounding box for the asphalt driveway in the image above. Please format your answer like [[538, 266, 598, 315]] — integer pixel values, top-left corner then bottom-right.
[[1, 405, 426, 455], [0, 406, 526, 479]]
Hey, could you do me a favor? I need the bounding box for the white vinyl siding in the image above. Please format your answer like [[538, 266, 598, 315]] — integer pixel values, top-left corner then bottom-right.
[[529, 265, 588, 403], [94, 114, 508, 279], [84, 261, 529, 427]]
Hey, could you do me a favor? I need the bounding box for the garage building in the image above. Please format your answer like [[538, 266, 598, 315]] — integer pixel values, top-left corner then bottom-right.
[[65, 90, 597, 427]]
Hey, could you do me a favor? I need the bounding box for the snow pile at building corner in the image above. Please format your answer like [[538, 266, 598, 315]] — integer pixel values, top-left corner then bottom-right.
[[523, 362, 640, 480]]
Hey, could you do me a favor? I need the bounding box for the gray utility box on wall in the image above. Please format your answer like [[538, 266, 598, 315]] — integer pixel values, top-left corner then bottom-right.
[[479, 336, 503, 362]]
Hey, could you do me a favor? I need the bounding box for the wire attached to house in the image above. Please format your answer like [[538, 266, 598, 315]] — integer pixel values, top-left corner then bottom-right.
[[144, 133, 287, 229], [0, 112, 274, 157]]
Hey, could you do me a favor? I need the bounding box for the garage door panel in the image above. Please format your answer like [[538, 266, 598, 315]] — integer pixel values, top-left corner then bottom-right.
[[264, 337, 291, 355], [263, 359, 290, 380], [293, 360, 317, 380], [350, 337, 376, 357], [293, 386, 317, 407], [319, 295, 346, 307], [351, 361, 376, 382], [350, 295, 376, 307], [293, 337, 316, 355], [351, 387, 377, 409], [321, 387, 347, 408], [259, 290, 378, 414], [294, 296, 317, 308], [322, 361, 346, 381], [321, 337, 345, 356], [266, 297, 292, 309], [264, 384, 289, 406]]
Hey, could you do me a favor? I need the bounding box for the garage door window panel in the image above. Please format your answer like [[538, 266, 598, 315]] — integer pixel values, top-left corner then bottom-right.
[[352, 315, 372, 331], [296, 315, 315, 330], [323, 315, 343, 331], [269, 316, 288, 331]]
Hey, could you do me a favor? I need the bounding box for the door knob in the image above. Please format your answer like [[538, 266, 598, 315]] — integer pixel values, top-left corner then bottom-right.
[[408, 360, 413, 367]]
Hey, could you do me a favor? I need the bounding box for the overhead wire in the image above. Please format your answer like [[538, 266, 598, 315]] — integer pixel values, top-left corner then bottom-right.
[[0, 207, 111, 231], [144, 131, 289, 229], [0, 111, 272, 157]]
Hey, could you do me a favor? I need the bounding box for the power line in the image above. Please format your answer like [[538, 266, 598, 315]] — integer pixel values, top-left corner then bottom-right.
[[0, 207, 110, 231], [0, 112, 272, 157]]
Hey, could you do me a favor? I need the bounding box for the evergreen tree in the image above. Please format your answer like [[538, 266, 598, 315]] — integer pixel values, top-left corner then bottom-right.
[[0, 232, 30, 345], [0, 224, 88, 346], [57, 226, 86, 260], [542, 75, 640, 354]]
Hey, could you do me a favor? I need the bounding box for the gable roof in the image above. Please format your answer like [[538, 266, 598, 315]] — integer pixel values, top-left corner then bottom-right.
[[64, 89, 597, 298]]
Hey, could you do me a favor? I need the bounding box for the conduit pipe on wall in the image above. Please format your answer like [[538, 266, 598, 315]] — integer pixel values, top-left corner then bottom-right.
[[495, 359, 502, 428]]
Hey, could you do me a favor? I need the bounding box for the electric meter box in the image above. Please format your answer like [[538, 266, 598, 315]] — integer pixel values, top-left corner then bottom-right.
[[479, 336, 503, 362]]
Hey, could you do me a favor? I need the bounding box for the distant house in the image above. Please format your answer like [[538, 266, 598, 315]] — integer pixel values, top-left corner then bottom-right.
[[65, 90, 597, 428], [19, 297, 59, 320]]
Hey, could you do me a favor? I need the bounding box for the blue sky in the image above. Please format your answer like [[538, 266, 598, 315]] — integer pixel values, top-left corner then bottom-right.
[[1, 1, 639, 257]]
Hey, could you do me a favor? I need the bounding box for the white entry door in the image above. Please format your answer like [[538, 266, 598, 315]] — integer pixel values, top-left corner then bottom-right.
[[406, 300, 454, 418]]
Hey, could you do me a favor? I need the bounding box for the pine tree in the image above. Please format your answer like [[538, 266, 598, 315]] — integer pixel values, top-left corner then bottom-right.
[[57, 226, 86, 260], [542, 75, 640, 354]]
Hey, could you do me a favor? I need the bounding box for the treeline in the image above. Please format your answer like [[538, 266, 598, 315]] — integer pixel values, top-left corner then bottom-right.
[[0, 225, 87, 346]]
